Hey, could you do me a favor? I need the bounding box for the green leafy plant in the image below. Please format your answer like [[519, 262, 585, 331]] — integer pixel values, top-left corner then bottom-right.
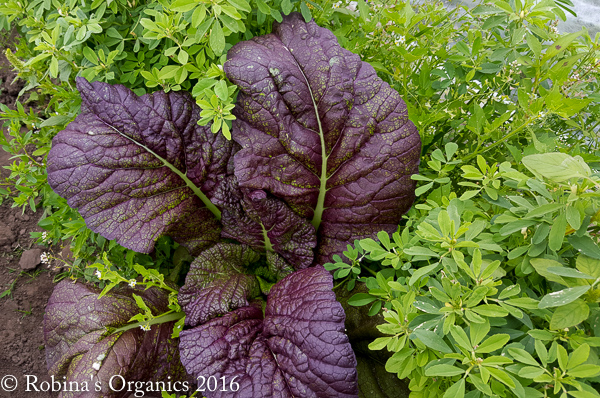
[[333, 149, 600, 397]]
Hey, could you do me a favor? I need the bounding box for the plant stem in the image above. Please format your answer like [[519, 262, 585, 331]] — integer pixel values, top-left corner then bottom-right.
[[363, 265, 378, 277], [111, 311, 185, 334], [106, 124, 221, 220], [464, 115, 538, 162], [333, 276, 350, 290]]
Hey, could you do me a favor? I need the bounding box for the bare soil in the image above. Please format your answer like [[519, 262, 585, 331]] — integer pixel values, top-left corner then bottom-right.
[[0, 36, 58, 398]]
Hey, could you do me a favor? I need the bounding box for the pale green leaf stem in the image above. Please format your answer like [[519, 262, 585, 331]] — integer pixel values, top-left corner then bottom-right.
[[105, 122, 222, 220]]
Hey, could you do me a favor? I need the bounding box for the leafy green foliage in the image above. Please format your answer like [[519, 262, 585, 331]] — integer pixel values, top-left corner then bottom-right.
[[330, 147, 600, 396]]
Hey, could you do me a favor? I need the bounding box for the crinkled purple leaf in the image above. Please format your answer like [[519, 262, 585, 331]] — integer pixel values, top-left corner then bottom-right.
[[47, 78, 235, 255], [178, 243, 261, 327], [43, 280, 186, 398], [266, 251, 295, 280], [214, 176, 317, 269], [224, 13, 421, 264], [179, 266, 358, 397]]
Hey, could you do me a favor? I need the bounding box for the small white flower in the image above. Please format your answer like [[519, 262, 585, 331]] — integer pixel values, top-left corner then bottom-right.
[[95, 270, 102, 279], [128, 279, 137, 288], [333, 1, 342, 8], [92, 362, 101, 371], [397, 36, 406, 45], [41, 231, 48, 242], [40, 252, 50, 265], [347, 1, 358, 11], [140, 324, 151, 331]]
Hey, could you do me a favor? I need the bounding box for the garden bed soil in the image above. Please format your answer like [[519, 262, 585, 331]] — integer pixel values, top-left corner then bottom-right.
[[0, 40, 59, 398]]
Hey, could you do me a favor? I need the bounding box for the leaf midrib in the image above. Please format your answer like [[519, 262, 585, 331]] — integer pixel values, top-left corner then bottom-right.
[[288, 54, 328, 232], [101, 120, 222, 220]]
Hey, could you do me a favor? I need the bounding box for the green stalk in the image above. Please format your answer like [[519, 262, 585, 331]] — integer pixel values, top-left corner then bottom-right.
[[463, 115, 539, 163], [107, 124, 221, 220], [287, 54, 328, 231], [260, 222, 274, 252], [305, 80, 328, 230], [111, 311, 185, 335]]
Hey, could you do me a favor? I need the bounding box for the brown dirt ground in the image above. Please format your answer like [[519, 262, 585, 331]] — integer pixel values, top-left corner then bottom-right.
[[0, 36, 59, 398]]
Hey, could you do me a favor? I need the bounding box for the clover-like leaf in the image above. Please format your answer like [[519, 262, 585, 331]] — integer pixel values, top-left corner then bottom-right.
[[179, 266, 358, 397], [522, 152, 592, 182], [225, 13, 421, 264], [47, 78, 235, 255]]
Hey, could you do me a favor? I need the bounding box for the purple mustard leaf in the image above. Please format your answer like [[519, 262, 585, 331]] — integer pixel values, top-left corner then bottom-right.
[[236, 188, 316, 269], [178, 305, 264, 381], [43, 280, 186, 398], [265, 251, 294, 280], [179, 266, 358, 397], [178, 243, 261, 327], [224, 13, 421, 264], [214, 176, 317, 269], [47, 78, 235, 255]]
